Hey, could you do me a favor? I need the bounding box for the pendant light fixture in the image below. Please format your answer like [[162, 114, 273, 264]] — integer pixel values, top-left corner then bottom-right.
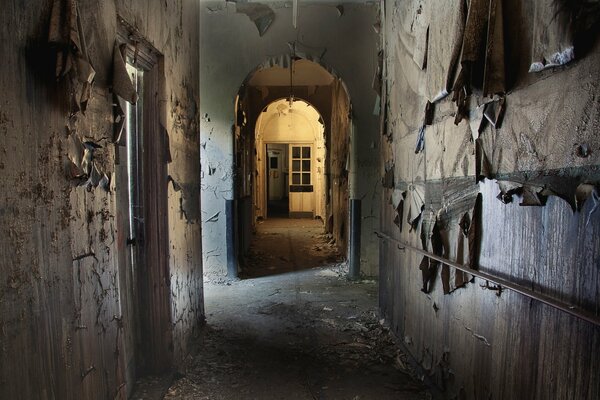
[[288, 41, 296, 109], [292, 0, 298, 29]]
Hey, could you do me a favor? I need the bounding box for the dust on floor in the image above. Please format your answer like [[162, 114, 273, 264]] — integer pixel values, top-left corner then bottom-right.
[[240, 218, 343, 278], [164, 265, 432, 399]]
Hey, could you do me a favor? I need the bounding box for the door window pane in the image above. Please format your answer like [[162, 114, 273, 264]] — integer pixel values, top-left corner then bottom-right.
[[270, 157, 278, 169], [302, 173, 311, 185], [292, 146, 301, 158], [289, 144, 312, 189]]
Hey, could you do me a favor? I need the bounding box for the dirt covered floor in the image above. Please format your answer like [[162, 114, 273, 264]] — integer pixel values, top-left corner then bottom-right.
[[240, 218, 344, 278], [135, 218, 432, 399], [166, 266, 432, 399]]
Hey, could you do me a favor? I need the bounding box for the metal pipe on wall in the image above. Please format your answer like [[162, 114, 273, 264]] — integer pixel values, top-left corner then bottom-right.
[[348, 199, 362, 280], [348, 121, 357, 199], [226, 199, 237, 279], [375, 231, 600, 327]]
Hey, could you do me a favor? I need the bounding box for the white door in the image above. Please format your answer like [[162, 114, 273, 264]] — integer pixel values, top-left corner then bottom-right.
[[289, 144, 314, 217]]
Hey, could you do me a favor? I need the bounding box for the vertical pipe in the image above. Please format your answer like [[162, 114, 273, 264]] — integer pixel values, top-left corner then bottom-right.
[[226, 199, 237, 279], [348, 198, 361, 280], [348, 121, 357, 198]]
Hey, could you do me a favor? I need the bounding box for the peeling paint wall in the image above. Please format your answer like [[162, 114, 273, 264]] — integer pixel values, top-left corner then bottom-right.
[[200, 1, 381, 277], [0, 1, 201, 398], [380, 0, 600, 398], [117, 0, 203, 370]]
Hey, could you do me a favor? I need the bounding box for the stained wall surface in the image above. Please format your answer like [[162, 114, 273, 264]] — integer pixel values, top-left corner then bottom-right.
[[0, 1, 202, 398], [380, 0, 600, 398], [200, 1, 381, 277]]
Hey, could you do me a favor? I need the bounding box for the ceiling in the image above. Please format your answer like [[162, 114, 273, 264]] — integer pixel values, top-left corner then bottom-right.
[[248, 59, 335, 87]]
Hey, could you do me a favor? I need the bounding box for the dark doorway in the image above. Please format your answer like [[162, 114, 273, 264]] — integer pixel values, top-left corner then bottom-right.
[[266, 143, 289, 218]]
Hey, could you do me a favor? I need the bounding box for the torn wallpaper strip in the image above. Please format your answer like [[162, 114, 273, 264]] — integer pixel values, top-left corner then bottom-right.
[[529, 0, 575, 72], [419, 212, 442, 293], [495, 182, 548, 206], [111, 41, 139, 145], [415, 101, 434, 154], [483, 0, 505, 97], [406, 183, 426, 229], [48, 0, 96, 114], [469, 104, 485, 141], [391, 189, 405, 232], [483, 96, 505, 128], [437, 192, 481, 294], [113, 95, 127, 145], [412, 6, 429, 70], [453, 0, 505, 124], [67, 133, 85, 175], [112, 42, 138, 105], [425, 0, 466, 102], [65, 131, 108, 190]]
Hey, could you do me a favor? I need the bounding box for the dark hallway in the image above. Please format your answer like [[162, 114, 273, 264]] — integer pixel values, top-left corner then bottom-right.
[[2, 0, 600, 399]]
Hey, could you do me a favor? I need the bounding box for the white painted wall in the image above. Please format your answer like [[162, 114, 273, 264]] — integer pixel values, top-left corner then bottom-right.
[[200, 2, 381, 276]]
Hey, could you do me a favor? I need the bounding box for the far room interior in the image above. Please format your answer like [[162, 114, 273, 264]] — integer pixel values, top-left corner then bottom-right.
[[230, 57, 353, 278]]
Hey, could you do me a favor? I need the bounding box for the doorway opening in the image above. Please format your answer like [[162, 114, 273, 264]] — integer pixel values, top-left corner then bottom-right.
[[266, 143, 289, 218], [258, 98, 326, 220], [115, 26, 172, 379], [232, 56, 352, 277]]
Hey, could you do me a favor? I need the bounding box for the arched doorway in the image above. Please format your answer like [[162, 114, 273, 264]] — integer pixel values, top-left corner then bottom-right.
[[232, 56, 352, 276], [255, 98, 326, 220]]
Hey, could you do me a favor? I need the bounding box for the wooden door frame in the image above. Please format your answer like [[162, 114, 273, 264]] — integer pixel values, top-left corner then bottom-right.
[[119, 25, 173, 376]]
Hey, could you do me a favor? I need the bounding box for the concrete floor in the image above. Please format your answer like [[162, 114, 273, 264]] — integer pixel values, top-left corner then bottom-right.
[[136, 219, 432, 399], [241, 218, 343, 278]]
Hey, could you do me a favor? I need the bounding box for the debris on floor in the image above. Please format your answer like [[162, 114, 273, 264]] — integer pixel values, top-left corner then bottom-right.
[[163, 266, 432, 399], [241, 218, 343, 278]]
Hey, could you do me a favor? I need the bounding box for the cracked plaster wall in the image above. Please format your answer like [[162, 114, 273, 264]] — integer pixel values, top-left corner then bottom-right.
[[200, 1, 381, 276], [0, 1, 201, 399]]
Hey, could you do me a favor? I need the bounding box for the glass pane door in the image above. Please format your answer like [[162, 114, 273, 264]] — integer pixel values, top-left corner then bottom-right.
[[290, 145, 312, 191]]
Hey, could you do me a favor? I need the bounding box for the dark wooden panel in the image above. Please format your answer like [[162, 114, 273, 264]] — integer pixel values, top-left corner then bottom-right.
[[289, 185, 314, 192], [379, 180, 600, 399]]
